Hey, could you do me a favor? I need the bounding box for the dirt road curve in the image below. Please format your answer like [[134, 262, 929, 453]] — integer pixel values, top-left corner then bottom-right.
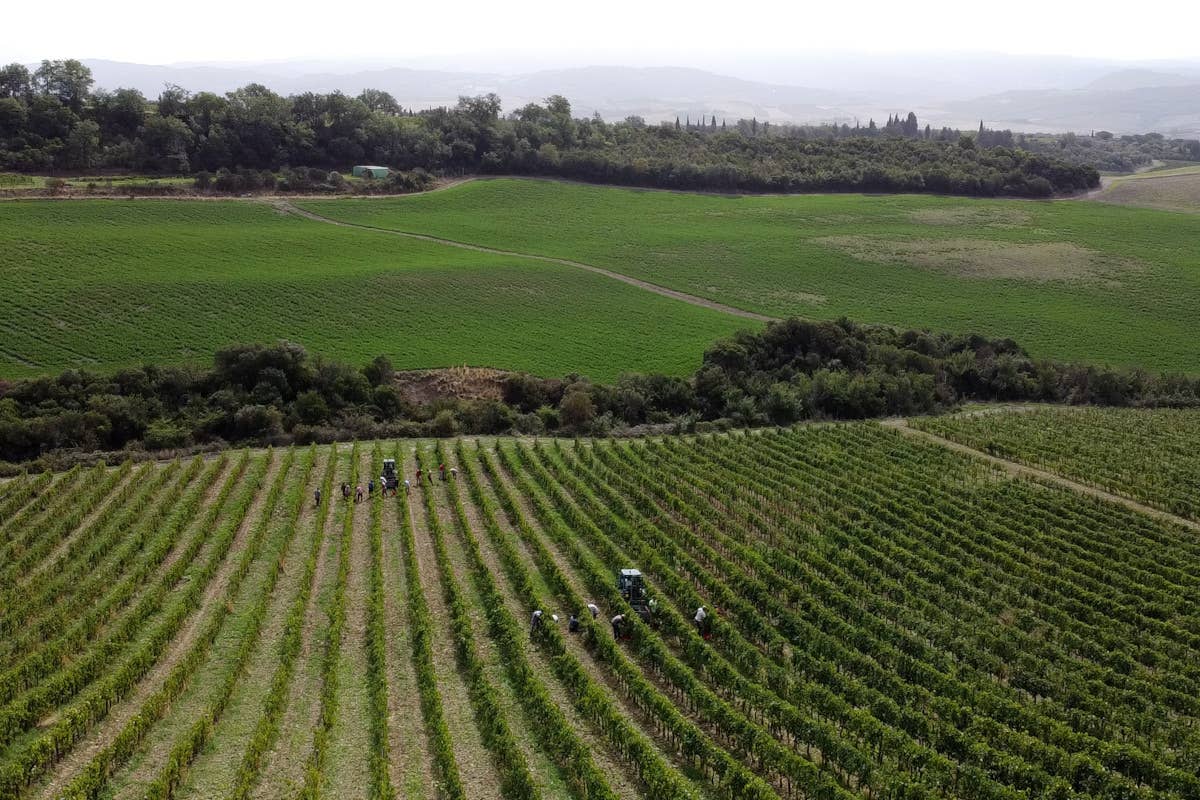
[[275, 200, 779, 325], [884, 419, 1200, 533]]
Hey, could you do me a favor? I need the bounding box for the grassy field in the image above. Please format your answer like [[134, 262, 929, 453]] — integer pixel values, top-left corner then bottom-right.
[[302, 178, 1200, 374], [4, 179, 1198, 382], [0, 200, 747, 380], [2, 416, 1199, 799], [0, 173, 196, 189]]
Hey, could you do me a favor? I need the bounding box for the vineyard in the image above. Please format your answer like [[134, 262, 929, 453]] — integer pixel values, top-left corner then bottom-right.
[[1, 419, 1199, 800], [913, 407, 1200, 519]]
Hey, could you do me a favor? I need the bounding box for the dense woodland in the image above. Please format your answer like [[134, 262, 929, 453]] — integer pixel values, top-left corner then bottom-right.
[[1016, 130, 1200, 172], [2, 319, 1197, 469], [1, 59, 1101, 197]]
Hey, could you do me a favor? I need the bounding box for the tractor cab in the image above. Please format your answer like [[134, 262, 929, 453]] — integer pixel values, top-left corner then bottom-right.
[[382, 459, 398, 490], [618, 569, 655, 624]]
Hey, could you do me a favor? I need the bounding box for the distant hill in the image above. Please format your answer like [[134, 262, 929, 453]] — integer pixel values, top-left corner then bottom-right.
[[70, 58, 1200, 136], [1084, 68, 1199, 91], [495, 66, 855, 123], [945, 83, 1200, 137], [78, 60, 853, 124]]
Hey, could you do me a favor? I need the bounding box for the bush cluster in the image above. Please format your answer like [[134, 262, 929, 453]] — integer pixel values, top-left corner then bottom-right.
[[2, 318, 1196, 469]]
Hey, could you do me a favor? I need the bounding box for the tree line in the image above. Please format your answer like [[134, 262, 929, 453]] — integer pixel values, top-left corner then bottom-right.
[[1, 59, 1099, 197], [2, 319, 1196, 470]]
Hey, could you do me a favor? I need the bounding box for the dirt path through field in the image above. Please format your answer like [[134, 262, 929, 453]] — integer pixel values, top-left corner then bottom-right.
[[275, 201, 777, 324], [406, 457, 504, 800], [885, 419, 1200, 533], [31, 451, 283, 800], [381, 447, 434, 799]]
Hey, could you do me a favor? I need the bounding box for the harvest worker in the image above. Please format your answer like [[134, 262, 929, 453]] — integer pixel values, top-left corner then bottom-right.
[[694, 605, 708, 637], [568, 614, 580, 633], [314, 488, 321, 507], [355, 484, 364, 503], [439, 463, 447, 481], [403, 479, 411, 495], [341, 482, 351, 500], [416, 468, 422, 484], [610, 613, 627, 640], [587, 602, 599, 619], [530, 609, 544, 639], [368, 479, 375, 497], [450, 467, 458, 479], [380, 473, 388, 496]]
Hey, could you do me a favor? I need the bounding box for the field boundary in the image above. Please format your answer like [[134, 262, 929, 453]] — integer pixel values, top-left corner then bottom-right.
[[275, 200, 778, 324], [885, 418, 1200, 533]]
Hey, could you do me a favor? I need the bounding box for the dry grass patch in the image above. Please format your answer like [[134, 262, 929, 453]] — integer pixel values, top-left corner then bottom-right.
[[1098, 173, 1200, 214], [816, 235, 1140, 283], [907, 206, 1031, 227]]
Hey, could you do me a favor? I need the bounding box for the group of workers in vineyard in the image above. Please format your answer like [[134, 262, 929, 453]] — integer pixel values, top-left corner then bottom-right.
[[313, 474, 723, 644], [529, 598, 714, 642], [312, 474, 404, 507], [315, 466, 468, 507], [415, 464, 458, 484]]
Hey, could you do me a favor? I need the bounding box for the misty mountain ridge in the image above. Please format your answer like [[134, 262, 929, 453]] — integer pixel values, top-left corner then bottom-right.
[[70, 58, 1200, 137]]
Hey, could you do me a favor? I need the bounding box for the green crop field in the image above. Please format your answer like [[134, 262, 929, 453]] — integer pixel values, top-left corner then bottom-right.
[[4, 178, 1199, 383], [914, 406, 1200, 519], [1, 418, 1199, 799], [0, 200, 746, 381], [301, 178, 1200, 374]]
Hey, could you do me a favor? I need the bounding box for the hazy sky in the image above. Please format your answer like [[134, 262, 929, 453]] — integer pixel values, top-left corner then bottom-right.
[[8, 0, 1200, 66]]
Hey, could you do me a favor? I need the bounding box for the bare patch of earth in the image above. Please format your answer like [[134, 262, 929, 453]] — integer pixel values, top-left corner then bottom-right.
[[816, 235, 1141, 283], [393, 367, 510, 406]]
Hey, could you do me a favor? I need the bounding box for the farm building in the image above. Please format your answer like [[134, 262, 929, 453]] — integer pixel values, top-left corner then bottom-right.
[[351, 165, 389, 179]]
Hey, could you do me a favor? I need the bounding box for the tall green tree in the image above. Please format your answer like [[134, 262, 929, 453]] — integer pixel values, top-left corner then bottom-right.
[[0, 63, 32, 100], [33, 59, 93, 112]]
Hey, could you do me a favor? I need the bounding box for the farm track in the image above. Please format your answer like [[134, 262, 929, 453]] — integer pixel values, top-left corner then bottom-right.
[[886, 419, 1200, 533], [274, 201, 778, 324]]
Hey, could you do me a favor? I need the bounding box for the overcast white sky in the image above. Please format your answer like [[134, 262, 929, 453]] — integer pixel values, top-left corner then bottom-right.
[[8, 0, 1200, 66]]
